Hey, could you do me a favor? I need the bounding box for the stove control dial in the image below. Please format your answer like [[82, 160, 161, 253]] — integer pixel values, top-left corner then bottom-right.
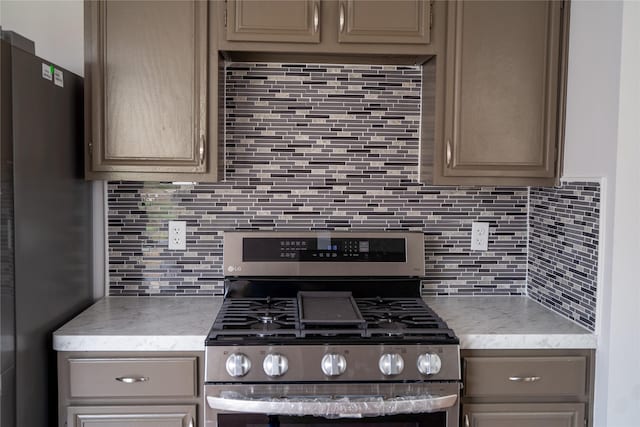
[[226, 353, 251, 377], [263, 353, 289, 377], [379, 353, 405, 376], [417, 353, 442, 376], [321, 353, 347, 377]]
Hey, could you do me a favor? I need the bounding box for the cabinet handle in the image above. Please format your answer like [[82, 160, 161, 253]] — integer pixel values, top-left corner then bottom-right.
[[115, 376, 148, 384], [188, 416, 194, 427], [446, 139, 452, 167], [508, 376, 542, 382], [464, 414, 470, 427], [199, 135, 206, 164], [313, 2, 319, 33], [339, 3, 345, 32]]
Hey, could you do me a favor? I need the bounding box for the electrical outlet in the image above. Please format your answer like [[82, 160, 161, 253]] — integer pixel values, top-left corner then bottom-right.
[[168, 220, 186, 250], [471, 222, 489, 251]]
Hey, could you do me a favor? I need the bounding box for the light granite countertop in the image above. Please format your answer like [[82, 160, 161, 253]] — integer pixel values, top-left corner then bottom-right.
[[425, 296, 596, 349], [54, 296, 596, 352], [53, 297, 222, 352]]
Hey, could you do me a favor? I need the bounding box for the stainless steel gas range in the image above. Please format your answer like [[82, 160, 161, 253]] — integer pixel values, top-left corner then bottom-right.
[[205, 232, 461, 427]]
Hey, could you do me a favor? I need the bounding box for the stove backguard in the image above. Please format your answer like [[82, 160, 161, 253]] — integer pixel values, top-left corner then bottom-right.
[[223, 231, 424, 277]]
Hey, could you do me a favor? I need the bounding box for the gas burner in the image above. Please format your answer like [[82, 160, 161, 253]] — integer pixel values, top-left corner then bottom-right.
[[257, 315, 275, 323], [375, 317, 407, 330], [250, 322, 282, 337]]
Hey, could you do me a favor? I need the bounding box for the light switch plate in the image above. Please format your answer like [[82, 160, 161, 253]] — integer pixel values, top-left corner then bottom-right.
[[168, 220, 186, 250], [471, 222, 489, 251]]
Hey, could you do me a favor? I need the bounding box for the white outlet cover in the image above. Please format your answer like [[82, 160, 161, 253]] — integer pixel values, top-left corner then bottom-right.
[[168, 220, 187, 250], [471, 222, 489, 251]]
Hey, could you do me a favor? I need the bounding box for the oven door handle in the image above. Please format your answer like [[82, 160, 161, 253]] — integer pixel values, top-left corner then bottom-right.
[[206, 394, 458, 418]]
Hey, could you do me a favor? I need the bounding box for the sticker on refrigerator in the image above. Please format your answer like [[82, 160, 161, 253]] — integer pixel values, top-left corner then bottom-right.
[[42, 63, 53, 81], [54, 69, 64, 87]]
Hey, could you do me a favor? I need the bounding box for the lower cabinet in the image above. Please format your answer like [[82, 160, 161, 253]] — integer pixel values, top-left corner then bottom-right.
[[58, 351, 204, 427], [463, 403, 585, 427], [67, 405, 196, 427], [461, 349, 594, 427]]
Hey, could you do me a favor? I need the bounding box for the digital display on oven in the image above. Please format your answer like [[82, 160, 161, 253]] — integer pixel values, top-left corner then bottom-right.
[[242, 237, 406, 262]]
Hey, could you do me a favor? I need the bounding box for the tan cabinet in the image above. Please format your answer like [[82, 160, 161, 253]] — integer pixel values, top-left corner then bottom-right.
[[435, 0, 569, 185], [219, 0, 442, 62], [68, 357, 198, 399], [338, 0, 432, 44], [227, 0, 321, 43], [58, 352, 204, 427], [67, 405, 196, 427], [462, 350, 595, 427], [463, 403, 585, 427], [84, 0, 220, 181]]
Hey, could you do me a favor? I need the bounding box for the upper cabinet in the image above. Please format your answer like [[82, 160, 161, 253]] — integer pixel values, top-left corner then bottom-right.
[[227, 0, 321, 43], [85, 0, 220, 181], [83, 0, 568, 185], [433, 0, 568, 185], [218, 0, 440, 62], [338, 0, 431, 44]]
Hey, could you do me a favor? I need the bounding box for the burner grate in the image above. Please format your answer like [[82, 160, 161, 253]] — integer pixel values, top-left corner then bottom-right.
[[209, 297, 300, 338], [207, 295, 457, 343]]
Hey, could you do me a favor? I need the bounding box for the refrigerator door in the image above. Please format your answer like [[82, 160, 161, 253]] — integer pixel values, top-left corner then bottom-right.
[[0, 38, 17, 427], [10, 43, 92, 427], [0, 368, 16, 427]]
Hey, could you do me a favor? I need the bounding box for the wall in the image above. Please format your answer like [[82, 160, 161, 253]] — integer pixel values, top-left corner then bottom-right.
[[108, 63, 529, 296], [562, 2, 624, 426], [603, 1, 640, 425], [0, 0, 83, 76], [528, 182, 600, 331]]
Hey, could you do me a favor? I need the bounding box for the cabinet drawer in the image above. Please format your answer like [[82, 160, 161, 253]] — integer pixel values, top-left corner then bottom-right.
[[463, 403, 585, 427], [67, 404, 196, 427], [464, 356, 587, 399], [68, 357, 197, 398]]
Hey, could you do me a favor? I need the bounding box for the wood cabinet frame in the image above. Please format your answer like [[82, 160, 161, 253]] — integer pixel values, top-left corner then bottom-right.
[[84, 0, 221, 181], [461, 349, 595, 427], [430, 0, 570, 186], [58, 351, 204, 427]]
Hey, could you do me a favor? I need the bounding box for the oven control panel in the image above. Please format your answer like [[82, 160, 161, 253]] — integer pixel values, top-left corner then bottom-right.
[[242, 237, 406, 262], [205, 344, 460, 383]]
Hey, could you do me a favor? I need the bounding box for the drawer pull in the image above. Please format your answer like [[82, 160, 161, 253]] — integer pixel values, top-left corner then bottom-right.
[[464, 414, 470, 427], [508, 376, 541, 382], [115, 376, 149, 384]]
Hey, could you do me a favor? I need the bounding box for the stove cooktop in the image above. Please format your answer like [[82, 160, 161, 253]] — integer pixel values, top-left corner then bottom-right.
[[206, 293, 458, 345]]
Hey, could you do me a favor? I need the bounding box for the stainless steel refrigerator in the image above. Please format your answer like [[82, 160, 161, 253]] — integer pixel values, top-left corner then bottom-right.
[[1, 30, 93, 427]]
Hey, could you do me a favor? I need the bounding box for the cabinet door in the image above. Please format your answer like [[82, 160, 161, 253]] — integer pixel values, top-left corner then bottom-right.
[[440, 1, 565, 184], [85, 0, 209, 176], [463, 403, 585, 427], [67, 405, 196, 427], [226, 0, 321, 43], [338, 0, 431, 44]]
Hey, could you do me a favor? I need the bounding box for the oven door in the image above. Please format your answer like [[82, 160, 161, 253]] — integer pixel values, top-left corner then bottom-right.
[[205, 383, 459, 427]]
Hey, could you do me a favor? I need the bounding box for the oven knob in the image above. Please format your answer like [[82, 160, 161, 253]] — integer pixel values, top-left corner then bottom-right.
[[321, 353, 347, 377], [226, 353, 251, 377], [417, 353, 442, 375], [263, 353, 289, 377], [379, 353, 405, 376]]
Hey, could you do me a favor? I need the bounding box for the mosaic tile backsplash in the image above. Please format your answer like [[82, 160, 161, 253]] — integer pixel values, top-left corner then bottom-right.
[[528, 182, 600, 331], [108, 63, 529, 296]]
